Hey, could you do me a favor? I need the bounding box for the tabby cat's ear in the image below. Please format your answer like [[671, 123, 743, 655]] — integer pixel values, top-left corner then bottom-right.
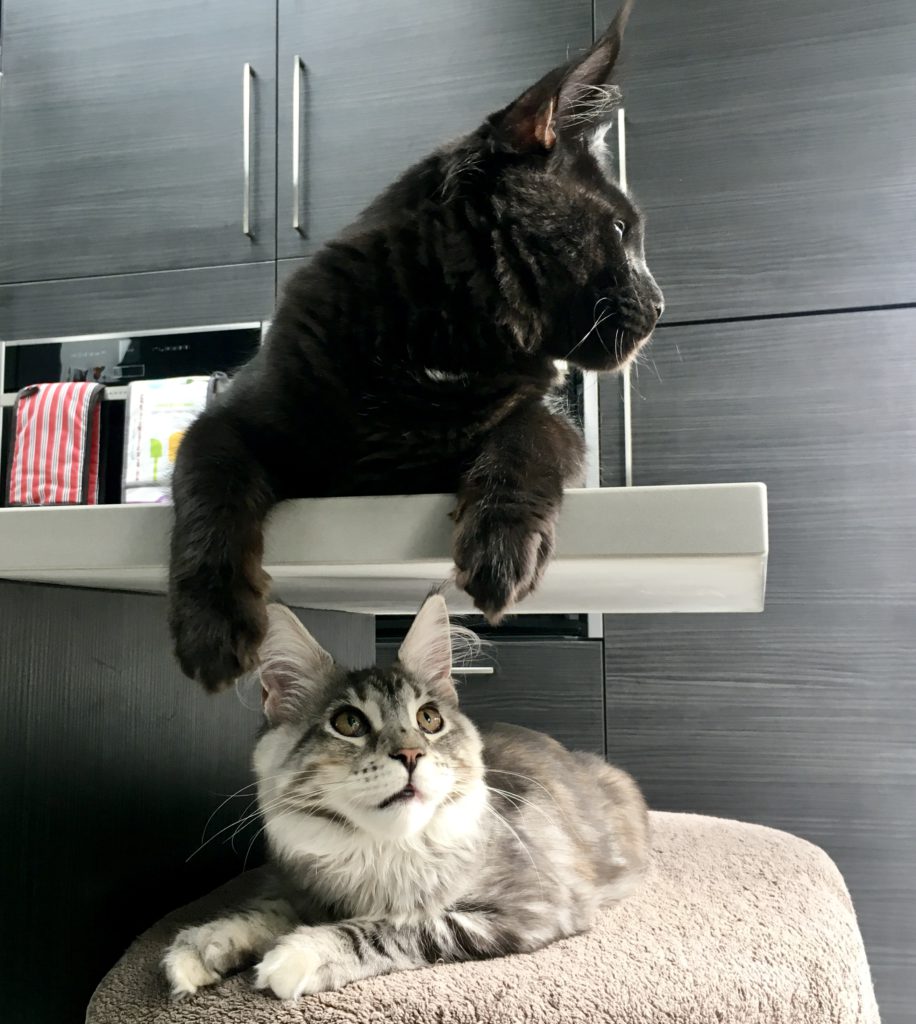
[[258, 605, 334, 724], [495, 0, 633, 152], [397, 594, 456, 701]]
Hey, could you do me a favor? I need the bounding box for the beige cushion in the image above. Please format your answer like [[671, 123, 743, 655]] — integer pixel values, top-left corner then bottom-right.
[[86, 812, 879, 1024]]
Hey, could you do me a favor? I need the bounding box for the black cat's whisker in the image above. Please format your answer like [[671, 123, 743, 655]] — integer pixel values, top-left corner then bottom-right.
[[566, 306, 615, 359]]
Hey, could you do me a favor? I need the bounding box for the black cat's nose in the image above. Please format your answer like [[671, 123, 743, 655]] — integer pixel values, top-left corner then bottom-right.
[[391, 748, 423, 773], [653, 297, 665, 319]]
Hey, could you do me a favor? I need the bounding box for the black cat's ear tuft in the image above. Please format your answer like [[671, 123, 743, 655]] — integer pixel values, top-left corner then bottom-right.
[[555, 1, 632, 139], [258, 605, 334, 725], [493, 0, 633, 152]]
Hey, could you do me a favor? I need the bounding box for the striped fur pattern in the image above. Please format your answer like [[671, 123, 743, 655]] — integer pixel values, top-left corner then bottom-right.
[[162, 597, 649, 1000]]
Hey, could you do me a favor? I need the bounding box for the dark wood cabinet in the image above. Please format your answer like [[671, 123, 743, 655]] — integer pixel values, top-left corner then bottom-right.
[[0, 262, 276, 341], [596, 0, 916, 321], [276, 0, 593, 257], [599, 307, 916, 1024], [378, 640, 606, 755], [0, 0, 277, 284]]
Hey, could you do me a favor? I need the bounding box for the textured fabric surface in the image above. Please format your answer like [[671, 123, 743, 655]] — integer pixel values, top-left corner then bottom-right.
[[7, 382, 103, 506], [86, 812, 880, 1024]]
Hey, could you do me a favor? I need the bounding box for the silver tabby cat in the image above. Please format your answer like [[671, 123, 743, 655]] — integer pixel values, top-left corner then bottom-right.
[[163, 595, 648, 1000]]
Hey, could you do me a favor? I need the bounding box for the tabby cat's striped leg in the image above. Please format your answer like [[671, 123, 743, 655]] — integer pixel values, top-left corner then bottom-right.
[[254, 911, 523, 999]]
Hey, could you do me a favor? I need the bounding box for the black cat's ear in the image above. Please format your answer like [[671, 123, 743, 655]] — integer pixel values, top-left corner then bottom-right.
[[494, 0, 633, 152], [397, 594, 456, 701], [258, 605, 334, 725], [494, 65, 567, 153]]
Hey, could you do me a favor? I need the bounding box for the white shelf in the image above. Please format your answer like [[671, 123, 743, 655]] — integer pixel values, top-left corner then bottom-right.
[[0, 484, 768, 614]]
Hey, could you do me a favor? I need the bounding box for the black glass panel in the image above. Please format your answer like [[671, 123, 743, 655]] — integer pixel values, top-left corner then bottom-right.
[[3, 328, 261, 392]]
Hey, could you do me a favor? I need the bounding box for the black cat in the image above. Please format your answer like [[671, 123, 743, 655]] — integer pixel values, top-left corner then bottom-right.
[[169, 0, 663, 691]]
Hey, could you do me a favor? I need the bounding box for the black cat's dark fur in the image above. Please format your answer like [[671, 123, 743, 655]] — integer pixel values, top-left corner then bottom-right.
[[170, 0, 664, 690]]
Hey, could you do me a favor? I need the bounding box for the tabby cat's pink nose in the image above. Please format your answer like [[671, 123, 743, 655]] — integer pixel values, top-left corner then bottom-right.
[[391, 749, 423, 772]]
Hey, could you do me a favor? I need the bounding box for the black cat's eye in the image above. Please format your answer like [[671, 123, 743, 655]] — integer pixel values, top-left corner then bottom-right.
[[612, 219, 627, 240], [416, 705, 444, 734], [331, 706, 370, 738]]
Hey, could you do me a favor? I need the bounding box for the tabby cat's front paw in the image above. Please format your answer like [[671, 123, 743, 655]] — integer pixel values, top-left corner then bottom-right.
[[162, 923, 248, 999], [453, 501, 558, 624], [254, 932, 330, 1000]]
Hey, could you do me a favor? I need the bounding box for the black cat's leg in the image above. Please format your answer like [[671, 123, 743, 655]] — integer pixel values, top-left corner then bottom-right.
[[168, 405, 279, 690], [453, 401, 585, 623]]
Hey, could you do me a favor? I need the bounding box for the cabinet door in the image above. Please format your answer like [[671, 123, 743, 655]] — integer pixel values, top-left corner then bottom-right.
[[276, 0, 592, 258], [0, 0, 277, 285], [595, 0, 916, 321]]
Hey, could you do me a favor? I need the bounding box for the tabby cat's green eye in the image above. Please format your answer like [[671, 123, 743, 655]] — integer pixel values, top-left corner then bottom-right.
[[417, 705, 444, 734], [331, 707, 369, 738]]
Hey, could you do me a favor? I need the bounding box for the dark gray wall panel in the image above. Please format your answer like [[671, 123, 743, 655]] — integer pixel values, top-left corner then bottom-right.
[[0, 582, 374, 1024], [596, 0, 916, 320], [0, 262, 275, 340], [601, 307, 916, 1024], [0, 0, 277, 283], [379, 640, 605, 755]]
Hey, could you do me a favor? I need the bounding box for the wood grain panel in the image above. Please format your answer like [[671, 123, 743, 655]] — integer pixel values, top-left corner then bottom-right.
[[0, 582, 373, 1024], [0, 0, 277, 283], [379, 640, 605, 755], [601, 308, 916, 1024], [0, 262, 275, 340], [596, 0, 916, 320], [277, 0, 592, 256]]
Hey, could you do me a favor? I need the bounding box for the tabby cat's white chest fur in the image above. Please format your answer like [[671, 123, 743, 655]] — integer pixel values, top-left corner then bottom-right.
[[267, 785, 487, 926]]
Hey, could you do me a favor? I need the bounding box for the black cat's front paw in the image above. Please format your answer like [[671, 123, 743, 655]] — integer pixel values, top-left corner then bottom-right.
[[452, 501, 558, 624], [169, 585, 267, 691]]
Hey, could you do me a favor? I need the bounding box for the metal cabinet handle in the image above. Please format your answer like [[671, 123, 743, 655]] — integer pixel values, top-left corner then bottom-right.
[[451, 666, 495, 676], [292, 55, 305, 234], [617, 106, 633, 487], [242, 63, 255, 238]]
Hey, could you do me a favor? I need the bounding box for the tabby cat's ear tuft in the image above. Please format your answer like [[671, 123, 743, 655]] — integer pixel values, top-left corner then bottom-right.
[[397, 594, 456, 700], [258, 605, 334, 725]]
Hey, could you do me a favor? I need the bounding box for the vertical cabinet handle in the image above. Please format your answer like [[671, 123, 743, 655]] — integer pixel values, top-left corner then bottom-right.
[[242, 63, 255, 238], [617, 106, 633, 487], [292, 55, 305, 234]]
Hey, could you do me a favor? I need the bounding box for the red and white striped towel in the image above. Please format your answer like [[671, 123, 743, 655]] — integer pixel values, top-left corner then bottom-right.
[[5, 382, 105, 506]]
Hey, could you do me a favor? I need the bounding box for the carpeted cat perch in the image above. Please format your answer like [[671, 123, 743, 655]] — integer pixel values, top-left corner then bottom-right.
[[87, 812, 879, 1024]]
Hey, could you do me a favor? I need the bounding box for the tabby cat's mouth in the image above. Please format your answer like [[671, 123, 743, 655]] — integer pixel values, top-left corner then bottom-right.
[[379, 784, 418, 809]]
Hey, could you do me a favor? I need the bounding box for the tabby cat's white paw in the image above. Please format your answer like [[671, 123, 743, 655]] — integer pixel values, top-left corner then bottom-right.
[[254, 934, 327, 999], [161, 921, 249, 998], [162, 942, 222, 998]]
